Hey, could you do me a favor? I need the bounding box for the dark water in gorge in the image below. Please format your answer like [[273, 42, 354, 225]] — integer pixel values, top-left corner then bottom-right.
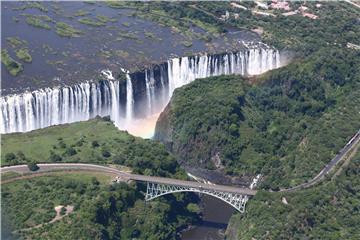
[[182, 195, 235, 240]]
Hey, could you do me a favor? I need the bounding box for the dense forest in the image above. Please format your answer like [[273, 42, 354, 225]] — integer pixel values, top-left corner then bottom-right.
[[227, 150, 360, 239], [2, 173, 200, 239], [155, 47, 360, 189]]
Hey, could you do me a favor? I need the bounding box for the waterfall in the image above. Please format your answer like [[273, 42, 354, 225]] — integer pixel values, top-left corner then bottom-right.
[[126, 73, 134, 122], [1, 46, 286, 135]]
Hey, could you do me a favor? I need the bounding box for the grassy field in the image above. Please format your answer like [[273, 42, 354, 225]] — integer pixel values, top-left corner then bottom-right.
[[1, 118, 128, 165], [1, 117, 181, 178]]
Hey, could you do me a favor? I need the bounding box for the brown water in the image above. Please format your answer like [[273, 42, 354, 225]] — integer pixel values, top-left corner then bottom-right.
[[181, 195, 235, 240]]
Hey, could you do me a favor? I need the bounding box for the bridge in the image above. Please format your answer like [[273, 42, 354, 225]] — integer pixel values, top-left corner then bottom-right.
[[1, 129, 359, 213], [1, 163, 256, 213]]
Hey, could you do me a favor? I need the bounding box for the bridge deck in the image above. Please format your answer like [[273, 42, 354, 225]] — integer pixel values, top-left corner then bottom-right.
[[127, 173, 257, 195], [1, 163, 257, 195]]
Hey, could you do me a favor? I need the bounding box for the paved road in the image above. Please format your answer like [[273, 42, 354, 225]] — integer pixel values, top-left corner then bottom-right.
[[0, 163, 257, 196], [2, 130, 359, 195], [281, 130, 360, 192]]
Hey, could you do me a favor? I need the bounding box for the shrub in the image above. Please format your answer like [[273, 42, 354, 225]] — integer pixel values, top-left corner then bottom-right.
[[65, 147, 77, 156], [49, 151, 62, 162], [101, 149, 111, 158], [91, 140, 100, 148], [5, 152, 16, 161]]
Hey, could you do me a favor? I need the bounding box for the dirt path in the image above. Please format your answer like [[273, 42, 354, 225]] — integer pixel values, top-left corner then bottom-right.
[[16, 205, 74, 232]]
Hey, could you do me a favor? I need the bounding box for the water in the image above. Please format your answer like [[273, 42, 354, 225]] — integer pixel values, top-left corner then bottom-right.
[[0, 47, 286, 137], [181, 195, 235, 240]]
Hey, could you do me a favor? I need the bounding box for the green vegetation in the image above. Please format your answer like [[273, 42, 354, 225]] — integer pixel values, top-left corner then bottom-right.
[[1, 173, 199, 239], [1, 49, 23, 76], [181, 41, 192, 47], [78, 17, 106, 26], [78, 15, 116, 27], [1, 117, 183, 178], [74, 9, 89, 17], [1, 116, 201, 239], [228, 149, 360, 239], [55, 22, 82, 37], [155, 47, 360, 189], [177, 1, 360, 55], [118, 30, 138, 40], [6, 37, 27, 48], [13, 2, 48, 12], [25, 16, 51, 30], [15, 48, 32, 63]]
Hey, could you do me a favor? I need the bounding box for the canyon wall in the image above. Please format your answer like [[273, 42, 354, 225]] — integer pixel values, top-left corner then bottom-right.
[[1, 46, 286, 135]]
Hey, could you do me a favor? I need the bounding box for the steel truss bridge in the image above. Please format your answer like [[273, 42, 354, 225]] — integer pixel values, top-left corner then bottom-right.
[[2, 130, 359, 213], [145, 182, 250, 212]]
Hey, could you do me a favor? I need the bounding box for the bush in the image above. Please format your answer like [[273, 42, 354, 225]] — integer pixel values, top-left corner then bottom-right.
[[91, 140, 100, 148], [49, 151, 62, 162], [5, 152, 16, 161], [101, 149, 111, 158], [65, 147, 77, 156]]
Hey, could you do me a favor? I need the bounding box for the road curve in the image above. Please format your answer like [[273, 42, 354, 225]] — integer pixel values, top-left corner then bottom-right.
[[281, 129, 360, 192], [0, 163, 257, 196], [2, 130, 359, 195]]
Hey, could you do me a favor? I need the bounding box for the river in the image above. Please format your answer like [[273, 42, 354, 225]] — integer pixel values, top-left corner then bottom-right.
[[182, 195, 235, 240]]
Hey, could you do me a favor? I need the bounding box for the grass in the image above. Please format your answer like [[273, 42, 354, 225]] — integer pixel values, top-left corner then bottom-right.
[[1, 49, 23, 76], [1, 118, 127, 166], [0, 117, 181, 179], [15, 49, 32, 63], [55, 22, 82, 37]]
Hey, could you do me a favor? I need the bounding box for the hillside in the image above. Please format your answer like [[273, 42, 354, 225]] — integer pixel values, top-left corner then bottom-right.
[[226, 147, 360, 239], [155, 47, 360, 189]]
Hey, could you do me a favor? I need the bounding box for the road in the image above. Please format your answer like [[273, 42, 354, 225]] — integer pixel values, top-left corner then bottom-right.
[[281, 130, 360, 192], [0, 163, 257, 196], [1, 130, 359, 195], [344, 0, 360, 9]]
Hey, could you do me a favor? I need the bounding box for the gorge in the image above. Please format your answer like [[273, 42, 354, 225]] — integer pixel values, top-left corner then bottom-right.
[[0, 44, 287, 137]]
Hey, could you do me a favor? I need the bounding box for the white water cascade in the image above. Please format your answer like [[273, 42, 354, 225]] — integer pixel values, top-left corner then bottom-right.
[[125, 73, 134, 123], [1, 47, 286, 136]]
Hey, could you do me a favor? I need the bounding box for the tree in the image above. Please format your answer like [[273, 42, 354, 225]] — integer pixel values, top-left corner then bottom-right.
[[5, 152, 16, 162], [65, 147, 77, 156], [91, 140, 100, 148], [49, 151, 62, 162], [102, 149, 111, 158]]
